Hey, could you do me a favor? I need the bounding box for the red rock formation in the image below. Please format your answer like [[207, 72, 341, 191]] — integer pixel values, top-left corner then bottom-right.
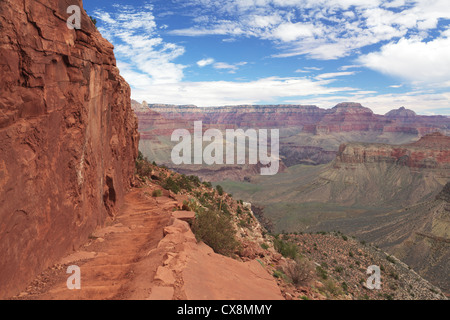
[[135, 102, 449, 176], [337, 133, 450, 169], [140, 102, 449, 136], [0, 0, 139, 298]]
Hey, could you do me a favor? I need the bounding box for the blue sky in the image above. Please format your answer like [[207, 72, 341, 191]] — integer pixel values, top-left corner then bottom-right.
[[84, 0, 450, 115]]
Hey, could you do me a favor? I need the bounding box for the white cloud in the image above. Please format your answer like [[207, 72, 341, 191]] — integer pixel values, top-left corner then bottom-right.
[[295, 69, 311, 73], [197, 58, 215, 67], [213, 61, 247, 73], [94, 6, 186, 84], [271, 22, 317, 42], [287, 90, 450, 115], [339, 65, 361, 71], [93, 1, 450, 116], [169, 0, 450, 60], [359, 35, 450, 85], [130, 76, 357, 107], [315, 71, 358, 80], [304, 67, 323, 71]]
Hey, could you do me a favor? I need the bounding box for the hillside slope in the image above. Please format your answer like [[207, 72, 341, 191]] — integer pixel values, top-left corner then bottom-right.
[[356, 183, 450, 293], [221, 133, 450, 232]]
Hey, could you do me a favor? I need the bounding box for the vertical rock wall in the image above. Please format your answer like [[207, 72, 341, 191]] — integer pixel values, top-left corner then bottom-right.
[[0, 0, 139, 297]]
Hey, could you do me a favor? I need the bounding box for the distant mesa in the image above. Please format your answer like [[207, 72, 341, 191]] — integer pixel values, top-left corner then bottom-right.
[[385, 106, 417, 118], [330, 102, 374, 114]]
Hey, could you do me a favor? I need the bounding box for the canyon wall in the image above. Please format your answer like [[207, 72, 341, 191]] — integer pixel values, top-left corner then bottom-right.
[[337, 132, 450, 169], [142, 102, 450, 136], [135, 102, 449, 179], [0, 0, 139, 297]]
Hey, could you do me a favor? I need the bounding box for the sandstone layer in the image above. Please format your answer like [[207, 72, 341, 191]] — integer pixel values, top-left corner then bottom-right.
[[134, 102, 450, 180], [337, 132, 450, 169], [0, 0, 139, 298]]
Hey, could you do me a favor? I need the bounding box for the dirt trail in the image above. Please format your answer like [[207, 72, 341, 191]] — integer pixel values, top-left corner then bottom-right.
[[12, 187, 175, 300], [11, 187, 284, 300]]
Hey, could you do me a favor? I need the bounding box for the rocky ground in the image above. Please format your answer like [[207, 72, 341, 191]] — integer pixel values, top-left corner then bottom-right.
[[287, 232, 447, 300], [9, 160, 447, 300]]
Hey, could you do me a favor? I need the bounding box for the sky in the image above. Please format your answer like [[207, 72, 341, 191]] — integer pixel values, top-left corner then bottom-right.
[[83, 0, 450, 115]]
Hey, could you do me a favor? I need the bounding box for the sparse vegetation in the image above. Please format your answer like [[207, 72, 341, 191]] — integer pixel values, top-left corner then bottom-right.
[[273, 269, 288, 281], [192, 209, 239, 257], [334, 266, 344, 273], [273, 236, 298, 259], [152, 189, 162, 197], [283, 257, 315, 286], [216, 184, 224, 196], [386, 255, 396, 264], [90, 16, 97, 26], [322, 279, 344, 297], [135, 151, 153, 178], [316, 265, 328, 280]]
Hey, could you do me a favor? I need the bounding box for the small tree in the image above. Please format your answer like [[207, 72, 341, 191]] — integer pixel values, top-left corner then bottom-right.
[[90, 16, 97, 26], [216, 185, 224, 196]]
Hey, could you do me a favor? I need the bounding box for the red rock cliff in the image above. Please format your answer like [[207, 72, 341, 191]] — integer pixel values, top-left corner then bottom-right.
[[337, 133, 450, 169], [0, 0, 139, 297]]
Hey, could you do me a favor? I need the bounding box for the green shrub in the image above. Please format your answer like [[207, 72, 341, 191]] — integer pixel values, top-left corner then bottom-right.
[[334, 266, 344, 273], [273, 236, 298, 259], [260, 243, 269, 250], [152, 189, 162, 197], [323, 279, 344, 297], [203, 181, 212, 188], [135, 155, 152, 178], [162, 176, 181, 194], [192, 210, 238, 256], [216, 185, 224, 196], [273, 269, 287, 280], [390, 272, 399, 280], [386, 255, 396, 264], [342, 281, 348, 293], [316, 266, 328, 280]]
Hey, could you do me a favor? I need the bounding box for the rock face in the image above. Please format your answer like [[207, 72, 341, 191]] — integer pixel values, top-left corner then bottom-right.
[[135, 102, 449, 180], [0, 0, 139, 298], [158, 214, 284, 300], [337, 132, 450, 169], [142, 102, 449, 136]]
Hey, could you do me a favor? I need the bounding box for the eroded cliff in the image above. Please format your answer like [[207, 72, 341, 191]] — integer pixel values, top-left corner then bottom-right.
[[337, 132, 450, 169], [0, 0, 139, 297]]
